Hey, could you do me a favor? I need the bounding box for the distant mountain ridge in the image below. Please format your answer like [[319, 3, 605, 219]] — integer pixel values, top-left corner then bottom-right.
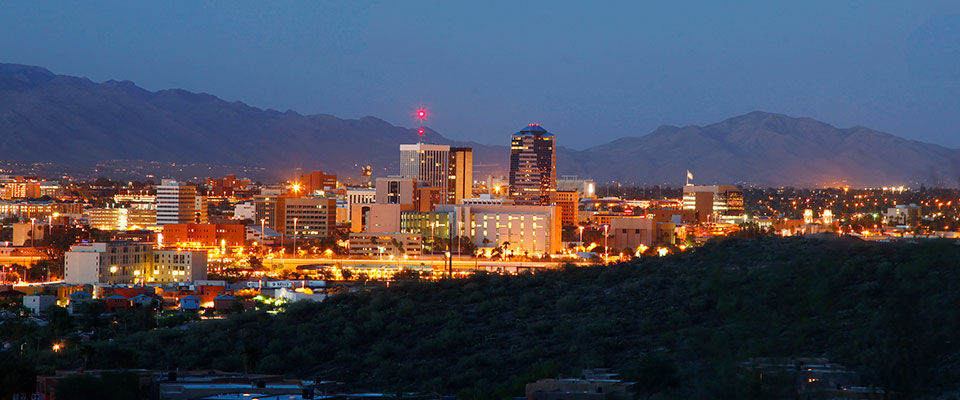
[[560, 112, 960, 187], [1, 63, 958, 187]]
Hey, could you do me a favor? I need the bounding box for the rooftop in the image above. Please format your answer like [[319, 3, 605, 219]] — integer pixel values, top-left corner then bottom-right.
[[515, 123, 552, 136]]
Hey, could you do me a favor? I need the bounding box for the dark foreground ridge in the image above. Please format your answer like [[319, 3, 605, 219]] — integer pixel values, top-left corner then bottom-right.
[[10, 236, 960, 399]]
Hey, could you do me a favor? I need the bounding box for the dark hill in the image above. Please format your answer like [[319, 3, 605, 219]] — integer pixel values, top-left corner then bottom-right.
[[45, 237, 960, 399]]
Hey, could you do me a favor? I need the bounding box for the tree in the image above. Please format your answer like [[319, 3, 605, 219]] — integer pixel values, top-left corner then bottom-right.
[[390, 237, 405, 258], [340, 268, 353, 281]]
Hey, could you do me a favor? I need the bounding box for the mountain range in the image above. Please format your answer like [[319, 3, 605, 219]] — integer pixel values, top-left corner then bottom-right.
[[1, 62, 958, 187]]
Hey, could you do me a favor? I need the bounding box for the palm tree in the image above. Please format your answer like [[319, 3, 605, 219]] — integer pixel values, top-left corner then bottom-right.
[[390, 237, 405, 267]]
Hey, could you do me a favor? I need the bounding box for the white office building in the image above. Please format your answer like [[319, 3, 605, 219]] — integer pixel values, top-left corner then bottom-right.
[[156, 179, 206, 225], [400, 143, 450, 193]]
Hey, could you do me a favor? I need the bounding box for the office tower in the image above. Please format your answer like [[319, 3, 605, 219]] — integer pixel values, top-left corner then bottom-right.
[[509, 124, 556, 206], [448, 147, 473, 204], [400, 143, 450, 194], [157, 179, 204, 225]]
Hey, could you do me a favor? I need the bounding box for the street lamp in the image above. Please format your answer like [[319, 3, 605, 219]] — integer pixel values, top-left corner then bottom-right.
[[603, 224, 609, 263], [578, 226, 585, 251], [30, 217, 36, 248], [260, 218, 266, 255], [445, 251, 452, 278]]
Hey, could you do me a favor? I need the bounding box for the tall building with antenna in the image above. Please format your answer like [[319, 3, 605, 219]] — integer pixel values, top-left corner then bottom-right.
[[398, 107, 472, 205], [509, 123, 556, 206], [400, 143, 450, 194]]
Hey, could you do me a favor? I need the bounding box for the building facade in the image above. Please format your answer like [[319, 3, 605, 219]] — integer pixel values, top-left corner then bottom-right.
[[509, 124, 557, 206], [64, 242, 207, 285], [297, 171, 338, 194], [554, 190, 580, 227], [400, 143, 450, 195], [88, 207, 157, 230], [448, 147, 473, 204], [375, 176, 415, 206], [348, 232, 422, 257], [156, 179, 206, 225], [435, 203, 562, 255], [681, 184, 744, 224], [279, 197, 337, 238], [161, 223, 246, 248]]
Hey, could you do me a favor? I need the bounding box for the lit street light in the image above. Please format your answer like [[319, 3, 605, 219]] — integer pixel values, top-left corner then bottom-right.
[[578, 226, 585, 251], [603, 224, 609, 263]]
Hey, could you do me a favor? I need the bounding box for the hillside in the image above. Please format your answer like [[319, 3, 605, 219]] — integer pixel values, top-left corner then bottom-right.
[[19, 237, 960, 399], [0, 63, 506, 179], [3, 63, 960, 186]]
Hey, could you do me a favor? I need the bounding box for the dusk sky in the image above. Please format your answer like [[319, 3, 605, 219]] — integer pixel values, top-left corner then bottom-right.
[[3, 1, 960, 149]]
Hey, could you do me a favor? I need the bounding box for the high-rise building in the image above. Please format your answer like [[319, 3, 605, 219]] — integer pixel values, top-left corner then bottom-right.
[[156, 179, 206, 225], [509, 124, 556, 206], [400, 143, 450, 194], [448, 147, 473, 204], [681, 184, 744, 224]]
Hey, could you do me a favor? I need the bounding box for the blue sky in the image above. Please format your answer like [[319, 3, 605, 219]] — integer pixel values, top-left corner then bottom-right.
[[2, 1, 960, 149]]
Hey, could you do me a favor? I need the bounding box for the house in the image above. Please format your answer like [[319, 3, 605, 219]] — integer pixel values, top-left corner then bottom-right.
[[23, 294, 57, 316], [130, 293, 157, 310], [104, 295, 131, 313], [213, 294, 237, 312], [526, 369, 637, 400], [67, 291, 93, 315], [179, 295, 201, 312]]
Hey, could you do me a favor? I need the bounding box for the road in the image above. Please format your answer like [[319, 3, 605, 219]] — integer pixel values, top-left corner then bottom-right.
[[262, 256, 575, 273]]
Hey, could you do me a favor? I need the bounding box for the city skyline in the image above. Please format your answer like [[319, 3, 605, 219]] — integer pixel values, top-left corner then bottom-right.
[[4, 3, 960, 398]]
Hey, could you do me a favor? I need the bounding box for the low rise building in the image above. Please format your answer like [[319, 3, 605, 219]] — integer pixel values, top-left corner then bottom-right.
[[435, 203, 562, 255], [88, 207, 157, 230], [23, 294, 57, 316], [609, 216, 676, 251], [162, 223, 246, 248], [526, 369, 636, 400], [348, 232, 422, 257], [351, 203, 401, 233], [64, 242, 207, 285]]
